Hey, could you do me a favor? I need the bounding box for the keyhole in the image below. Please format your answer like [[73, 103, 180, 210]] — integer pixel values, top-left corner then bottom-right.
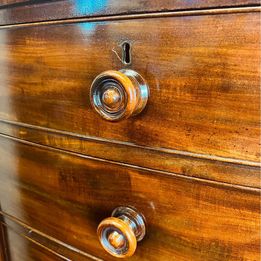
[[122, 42, 131, 65]]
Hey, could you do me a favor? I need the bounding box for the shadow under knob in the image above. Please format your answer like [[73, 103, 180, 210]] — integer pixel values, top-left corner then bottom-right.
[[97, 206, 146, 258], [90, 69, 149, 121]]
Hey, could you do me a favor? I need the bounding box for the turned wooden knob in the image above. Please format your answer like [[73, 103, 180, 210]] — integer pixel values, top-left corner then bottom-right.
[[97, 206, 146, 258], [90, 69, 149, 121]]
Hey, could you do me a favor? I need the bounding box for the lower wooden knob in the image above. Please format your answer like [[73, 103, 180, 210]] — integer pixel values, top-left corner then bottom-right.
[[97, 206, 146, 258]]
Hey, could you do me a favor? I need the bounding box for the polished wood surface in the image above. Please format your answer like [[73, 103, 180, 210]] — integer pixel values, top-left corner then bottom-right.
[[0, 11, 259, 163], [0, 2, 260, 260], [0, 137, 259, 260], [0, 120, 259, 189], [1, 215, 99, 261], [0, 0, 259, 25], [1, 225, 65, 261]]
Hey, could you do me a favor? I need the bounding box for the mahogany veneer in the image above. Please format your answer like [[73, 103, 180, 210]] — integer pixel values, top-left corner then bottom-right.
[[0, 1, 260, 260]]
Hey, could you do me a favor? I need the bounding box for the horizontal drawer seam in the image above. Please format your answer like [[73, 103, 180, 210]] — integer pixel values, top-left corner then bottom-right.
[[0, 119, 259, 167], [0, 6, 260, 29], [0, 212, 103, 261], [0, 210, 102, 261], [0, 132, 260, 192], [1, 222, 70, 261], [0, 1, 259, 10]]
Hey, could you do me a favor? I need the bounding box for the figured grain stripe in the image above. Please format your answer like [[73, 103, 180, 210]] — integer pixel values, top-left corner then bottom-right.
[[0, 215, 103, 261], [0, 6, 260, 29], [0, 119, 259, 167], [0, 119, 260, 189], [0, 0, 260, 26], [0, 132, 260, 192]]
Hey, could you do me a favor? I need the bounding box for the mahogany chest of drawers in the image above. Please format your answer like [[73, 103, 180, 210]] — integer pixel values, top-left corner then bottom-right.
[[0, 1, 260, 260]]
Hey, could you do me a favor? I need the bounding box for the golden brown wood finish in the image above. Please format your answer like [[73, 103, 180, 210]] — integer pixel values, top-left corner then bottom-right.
[[0, 137, 259, 261], [0, 1, 260, 25], [0, 120, 259, 188], [0, 11, 259, 162], [2, 225, 66, 261], [0, 0, 28, 6], [1, 216, 100, 261]]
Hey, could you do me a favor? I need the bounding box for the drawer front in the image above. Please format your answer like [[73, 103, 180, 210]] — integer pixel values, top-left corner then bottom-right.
[[0, 11, 260, 162], [0, 120, 259, 188], [0, 225, 64, 261], [0, 1, 259, 25], [1, 217, 97, 261], [0, 136, 259, 260]]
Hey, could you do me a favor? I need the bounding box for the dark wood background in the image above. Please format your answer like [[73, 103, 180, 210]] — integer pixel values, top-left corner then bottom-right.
[[0, 1, 260, 260]]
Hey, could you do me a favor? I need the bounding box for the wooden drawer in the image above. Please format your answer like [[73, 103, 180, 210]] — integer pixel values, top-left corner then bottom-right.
[[0, 11, 259, 163], [0, 224, 66, 261], [0, 136, 259, 260], [0, 1, 259, 25], [0, 217, 98, 261]]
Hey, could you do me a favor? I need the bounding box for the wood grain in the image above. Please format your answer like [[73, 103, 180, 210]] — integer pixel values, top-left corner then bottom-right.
[[0, 0, 260, 25], [1, 217, 99, 261], [0, 219, 8, 261], [2, 225, 65, 261], [0, 137, 259, 260], [0, 120, 260, 189], [0, 0, 28, 7], [0, 12, 259, 162]]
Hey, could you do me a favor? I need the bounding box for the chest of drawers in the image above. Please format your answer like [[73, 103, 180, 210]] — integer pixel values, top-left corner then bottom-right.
[[0, 1, 260, 260]]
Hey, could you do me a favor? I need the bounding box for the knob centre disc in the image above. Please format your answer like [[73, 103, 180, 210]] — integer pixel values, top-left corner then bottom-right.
[[102, 87, 122, 109]]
